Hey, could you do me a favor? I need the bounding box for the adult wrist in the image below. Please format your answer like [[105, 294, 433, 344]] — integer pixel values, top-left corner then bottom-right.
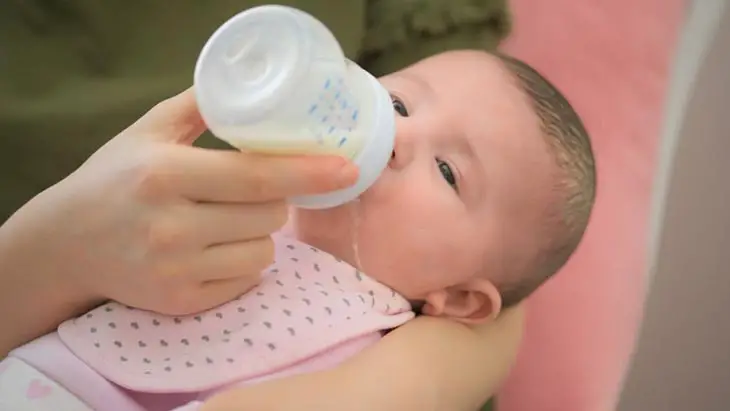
[[0, 202, 102, 313]]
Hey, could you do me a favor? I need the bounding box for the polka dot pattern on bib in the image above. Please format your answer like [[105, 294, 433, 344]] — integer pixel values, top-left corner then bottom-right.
[[57, 235, 413, 392]]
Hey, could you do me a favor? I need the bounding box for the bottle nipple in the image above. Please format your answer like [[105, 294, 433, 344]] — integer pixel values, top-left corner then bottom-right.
[[224, 34, 269, 84]]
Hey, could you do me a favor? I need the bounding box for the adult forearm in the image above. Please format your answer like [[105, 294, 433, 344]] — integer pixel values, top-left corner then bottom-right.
[[350, 311, 524, 411], [200, 369, 375, 411], [0, 206, 99, 357], [201, 307, 525, 411], [200, 366, 432, 411]]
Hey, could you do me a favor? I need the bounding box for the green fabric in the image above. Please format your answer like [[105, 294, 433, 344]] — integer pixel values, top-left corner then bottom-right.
[[0, 0, 509, 404], [360, 0, 511, 75]]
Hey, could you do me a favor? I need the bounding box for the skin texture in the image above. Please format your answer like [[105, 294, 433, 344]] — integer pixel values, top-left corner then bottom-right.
[[296, 51, 557, 323], [0, 59, 528, 409], [201, 308, 524, 411], [0, 89, 359, 357]]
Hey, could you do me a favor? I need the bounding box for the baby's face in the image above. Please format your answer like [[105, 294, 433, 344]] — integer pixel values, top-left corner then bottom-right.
[[295, 51, 556, 315]]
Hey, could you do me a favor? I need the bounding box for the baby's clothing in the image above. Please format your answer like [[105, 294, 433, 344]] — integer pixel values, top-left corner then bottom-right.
[[1, 235, 414, 410]]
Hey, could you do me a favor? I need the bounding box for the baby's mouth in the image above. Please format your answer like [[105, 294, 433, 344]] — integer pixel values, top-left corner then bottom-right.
[[359, 150, 394, 202]]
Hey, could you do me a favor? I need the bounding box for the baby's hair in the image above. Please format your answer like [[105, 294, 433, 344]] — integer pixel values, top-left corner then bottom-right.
[[494, 53, 597, 307]]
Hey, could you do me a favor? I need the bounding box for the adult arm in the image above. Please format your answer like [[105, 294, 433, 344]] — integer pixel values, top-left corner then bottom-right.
[[0, 209, 101, 357], [0, 90, 357, 357], [201, 306, 524, 411]]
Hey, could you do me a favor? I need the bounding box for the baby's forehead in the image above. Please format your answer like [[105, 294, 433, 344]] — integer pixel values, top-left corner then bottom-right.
[[386, 51, 534, 127], [391, 51, 538, 132], [399, 51, 519, 94]]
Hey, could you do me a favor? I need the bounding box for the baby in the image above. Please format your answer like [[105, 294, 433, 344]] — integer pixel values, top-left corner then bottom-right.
[[0, 50, 595, 411]]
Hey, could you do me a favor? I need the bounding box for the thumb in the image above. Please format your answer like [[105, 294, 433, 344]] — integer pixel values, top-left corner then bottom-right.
[[126, 87, 208, 145]]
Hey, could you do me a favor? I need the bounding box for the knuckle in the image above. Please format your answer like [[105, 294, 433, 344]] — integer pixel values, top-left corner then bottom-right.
[[131, 153, 172, 202], [149, 98, 174, 116], [159, 286, 200, 316], [267, 202, 289, 230], [223, 278, 259, 300], [252, 236, 276, 270], [234, 275, 261, 293], [148, 259, 184, 280], [145, 219, 187, 252], [245, 166, 271, 200]]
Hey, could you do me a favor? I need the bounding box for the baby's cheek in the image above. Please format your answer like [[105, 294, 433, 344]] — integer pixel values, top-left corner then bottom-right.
[[359, 223, 473, 297], [357, 182, 478, 294]]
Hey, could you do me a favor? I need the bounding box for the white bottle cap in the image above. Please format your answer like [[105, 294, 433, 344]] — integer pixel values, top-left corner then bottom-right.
[[194, 5, 316, 127], [194, 5, 395, 209]]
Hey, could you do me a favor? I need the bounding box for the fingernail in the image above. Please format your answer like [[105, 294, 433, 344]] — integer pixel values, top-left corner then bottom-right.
[[337, 162, 359, 188]]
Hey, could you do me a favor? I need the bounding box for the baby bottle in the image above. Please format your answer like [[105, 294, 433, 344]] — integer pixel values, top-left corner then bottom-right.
[[194, 5, 395, 209]]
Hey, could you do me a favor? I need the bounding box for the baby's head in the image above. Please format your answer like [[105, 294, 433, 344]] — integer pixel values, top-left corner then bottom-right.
[[295, 50, 595, 323]]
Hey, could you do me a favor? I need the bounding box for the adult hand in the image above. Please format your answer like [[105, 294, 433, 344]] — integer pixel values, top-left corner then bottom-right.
[[0, 88, 358, 317]]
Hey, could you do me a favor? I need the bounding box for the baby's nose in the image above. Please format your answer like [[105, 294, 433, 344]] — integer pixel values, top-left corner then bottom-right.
[[388, 135, 412, 170], [387, 148, 399, 169], [388, 120, 420, 169]]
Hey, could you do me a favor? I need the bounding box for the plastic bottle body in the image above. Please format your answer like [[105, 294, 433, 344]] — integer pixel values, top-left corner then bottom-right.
[[207, 59, 371, 161], [194, 5, 395, 209]]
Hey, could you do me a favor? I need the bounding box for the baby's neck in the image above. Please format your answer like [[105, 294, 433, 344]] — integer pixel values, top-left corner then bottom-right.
[[288, 206, 360, 269], [287, 214, 427, 313], [289, 206, 432, 307]]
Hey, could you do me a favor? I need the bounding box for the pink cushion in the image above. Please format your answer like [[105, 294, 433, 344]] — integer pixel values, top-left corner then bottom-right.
[[498, 1, 685, 410]]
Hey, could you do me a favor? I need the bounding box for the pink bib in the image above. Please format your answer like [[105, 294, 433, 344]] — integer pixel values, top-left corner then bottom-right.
[[57, 235, 413, 393]]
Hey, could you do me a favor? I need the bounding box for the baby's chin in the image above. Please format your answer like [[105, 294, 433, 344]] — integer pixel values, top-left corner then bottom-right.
[[290, 204, 361, 268]]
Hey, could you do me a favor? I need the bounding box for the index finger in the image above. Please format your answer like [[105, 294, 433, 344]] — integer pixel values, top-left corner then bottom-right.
[[165, 146, 360, 203], [125, 88, 207, 145]]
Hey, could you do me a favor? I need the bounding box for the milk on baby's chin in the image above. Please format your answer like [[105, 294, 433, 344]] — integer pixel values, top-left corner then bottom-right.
[[290, 199, 364, 270]]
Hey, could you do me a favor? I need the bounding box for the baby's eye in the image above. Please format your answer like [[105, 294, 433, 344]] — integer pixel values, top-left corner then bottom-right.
[[437, 158, 458, 191], [391, 96, 409, 117]]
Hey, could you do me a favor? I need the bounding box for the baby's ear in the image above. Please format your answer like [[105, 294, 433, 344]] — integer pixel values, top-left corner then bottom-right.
[[422, 278, 502, 324]]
